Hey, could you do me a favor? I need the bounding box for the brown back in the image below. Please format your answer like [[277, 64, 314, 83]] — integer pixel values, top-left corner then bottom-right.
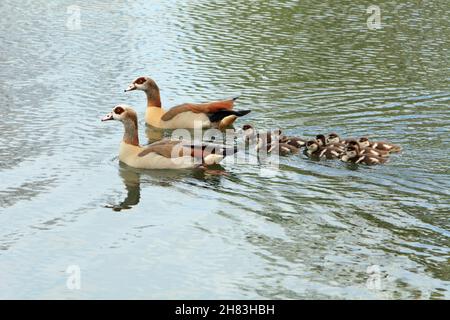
[[161, 99, 235, 121]]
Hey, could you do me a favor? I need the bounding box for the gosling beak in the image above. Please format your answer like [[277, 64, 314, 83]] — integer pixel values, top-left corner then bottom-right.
[[101, 112, 114, 122], [124, 83, 136, 92]]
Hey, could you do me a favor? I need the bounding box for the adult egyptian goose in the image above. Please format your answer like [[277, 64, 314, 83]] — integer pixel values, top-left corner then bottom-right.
[[124, 76, 251, 129], [101, 105, 237, 169]]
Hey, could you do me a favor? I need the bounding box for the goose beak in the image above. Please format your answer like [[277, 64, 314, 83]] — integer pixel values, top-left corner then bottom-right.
[[124, 84, 136, 92], [101, 112, 114, 122]]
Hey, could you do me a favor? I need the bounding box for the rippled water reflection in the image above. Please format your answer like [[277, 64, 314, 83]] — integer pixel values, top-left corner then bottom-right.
[[0, 0, 449, 299]]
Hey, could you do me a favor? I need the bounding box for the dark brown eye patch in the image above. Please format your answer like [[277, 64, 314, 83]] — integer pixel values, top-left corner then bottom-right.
[[134, 77, 146, 85], [242, 125, 251, 130], [329, 133, 337, 138], [359, 137, 368, 142], [114, 106, 125, 114]]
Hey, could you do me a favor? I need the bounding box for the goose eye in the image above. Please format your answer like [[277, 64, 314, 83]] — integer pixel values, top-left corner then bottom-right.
[[114, 106, 125, 114], [134, 77, 146, 85]]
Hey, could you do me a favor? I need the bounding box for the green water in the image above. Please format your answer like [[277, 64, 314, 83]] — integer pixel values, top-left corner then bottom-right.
[[0, 0, 449, 299]]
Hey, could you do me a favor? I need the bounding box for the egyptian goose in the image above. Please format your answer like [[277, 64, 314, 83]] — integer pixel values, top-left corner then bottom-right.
[[255, 130, 282, 153], [242, 125, 305, 152], [346, 140, 390, 158], [318, 146, 344, 159], [305, 140, 321, 157], [326, 133, 351, 145], [277, 130, 307, 148], [357, 137, 402, 152], [316, 134, 345, 150], [267, 140, 299, 156], [242, 124, 257, 144], [241, 125, 279, 146], [101, 105, 237, 169], [340, 144, 387, 165], [305, 140, 343, 159], [125, 76, 251, 129]]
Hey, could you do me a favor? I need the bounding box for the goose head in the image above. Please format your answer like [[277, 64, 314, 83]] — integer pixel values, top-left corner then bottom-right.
[[242, 124, 254, 135], [102, 105, 139, 145], [346, 139, 360, 149], [124, 76, 156, 92], [345, 145, 360, 158], [241, 124, 256, 141], [358, 137, 370, 148], [102, 104, 137, 122], [271, 129, 283, 141], [125, 76, 162, 107], [326, 132, 340, 144], [306, 140, 319, 153], [315, 134, 327, 146]]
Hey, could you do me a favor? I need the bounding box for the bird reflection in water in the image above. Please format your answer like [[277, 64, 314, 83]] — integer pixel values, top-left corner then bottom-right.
[[106, 162, 229, 212], [106, 163, 141, 212], [144, 125, 164, 144]]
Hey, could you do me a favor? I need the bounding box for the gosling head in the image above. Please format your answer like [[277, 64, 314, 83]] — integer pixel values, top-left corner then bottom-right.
[[326, 132, 340, 144], [242, 124, 254, 135], [315, 134, 327, 146], [241, 124, 256, 141], [306, 140, 319, 153], [271, 129, 283, 141], [358, 137, 370, 148], [345, 145, 360, 158], [346, 140, 360, 148], [124, 76, 159, 93]]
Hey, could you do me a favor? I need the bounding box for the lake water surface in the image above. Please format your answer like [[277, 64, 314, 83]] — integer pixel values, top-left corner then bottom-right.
[[0, 0, 449, 299]]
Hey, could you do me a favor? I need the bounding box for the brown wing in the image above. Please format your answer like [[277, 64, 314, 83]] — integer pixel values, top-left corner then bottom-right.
[[138, 140, 237, 160], [161, 99, 236, 121], [138, 140, 187, 158]]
